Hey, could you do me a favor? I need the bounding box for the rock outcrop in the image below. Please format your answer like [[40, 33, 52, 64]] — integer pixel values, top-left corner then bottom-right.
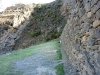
[[0, 4, 34, 54], [61, 0, 100, 75]]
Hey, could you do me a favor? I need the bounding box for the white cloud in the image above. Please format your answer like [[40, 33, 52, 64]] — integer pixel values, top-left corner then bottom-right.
[[0, 0, 55, 12]]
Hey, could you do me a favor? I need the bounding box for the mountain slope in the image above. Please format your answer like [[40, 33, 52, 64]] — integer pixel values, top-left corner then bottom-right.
[[14, 1, 66, 50]]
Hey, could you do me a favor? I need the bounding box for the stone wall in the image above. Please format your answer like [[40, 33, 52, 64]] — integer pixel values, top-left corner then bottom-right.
[[61, 0, 100, 75]]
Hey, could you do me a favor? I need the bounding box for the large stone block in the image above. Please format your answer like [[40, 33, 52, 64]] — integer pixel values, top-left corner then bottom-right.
[[82, 23, 90, 31], [85, 2, 91, 12], [79, 8, 85, 17], [94, 27, 100, 39], [87, 12, 92, 18], [91, 1, 100, 13], [91, 0, 98, 7], [96, 9, 100, 19], [87, 38, 95, 45], [82, 14, 93, 23], [93, 20, 100, 28]]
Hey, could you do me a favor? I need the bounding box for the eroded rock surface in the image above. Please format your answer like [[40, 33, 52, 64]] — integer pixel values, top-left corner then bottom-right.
[[0, 4, 34, 54]]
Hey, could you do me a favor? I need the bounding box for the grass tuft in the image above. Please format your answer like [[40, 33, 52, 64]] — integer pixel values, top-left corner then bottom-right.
[[56, 49, 62, 60], [31, 30, 41, 37], [55, 63, 64, 75]]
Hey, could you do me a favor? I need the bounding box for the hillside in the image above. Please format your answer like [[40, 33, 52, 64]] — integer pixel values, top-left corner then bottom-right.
[[14, 1, 66, 50], [0, 0, 66, 53]]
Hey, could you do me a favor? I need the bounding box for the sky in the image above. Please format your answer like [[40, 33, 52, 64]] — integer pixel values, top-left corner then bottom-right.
[[0, 0, 55, 12]]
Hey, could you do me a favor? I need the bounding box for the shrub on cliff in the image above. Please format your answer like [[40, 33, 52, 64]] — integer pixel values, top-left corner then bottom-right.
[[38, 4, 45, 9], [46, 31, 61, 41], [31, 30, 41, 37]]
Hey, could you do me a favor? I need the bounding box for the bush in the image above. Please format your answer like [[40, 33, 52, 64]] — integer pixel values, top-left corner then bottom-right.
[[56, 16, 61, 23], [45, 37, 51, 41], [34, 14, 39, 19], [57, 3, 63, 7], [51, 33, 58, 39], [31, 30, 41, 37], [45, 31, 61, 41], [28, 22, 33, 27], [38, 4, 45, 9]]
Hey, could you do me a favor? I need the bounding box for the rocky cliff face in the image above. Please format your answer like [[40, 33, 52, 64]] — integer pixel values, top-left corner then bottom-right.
[[61, 0, 100, 75], [0, 4, 34, 54]]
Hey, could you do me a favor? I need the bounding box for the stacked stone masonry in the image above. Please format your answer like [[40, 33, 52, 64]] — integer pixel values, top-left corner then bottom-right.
[[61, 0, 100, 75]]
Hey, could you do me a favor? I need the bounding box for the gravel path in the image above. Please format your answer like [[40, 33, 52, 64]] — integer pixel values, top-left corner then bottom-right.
[[10, 46, 62, 75]]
